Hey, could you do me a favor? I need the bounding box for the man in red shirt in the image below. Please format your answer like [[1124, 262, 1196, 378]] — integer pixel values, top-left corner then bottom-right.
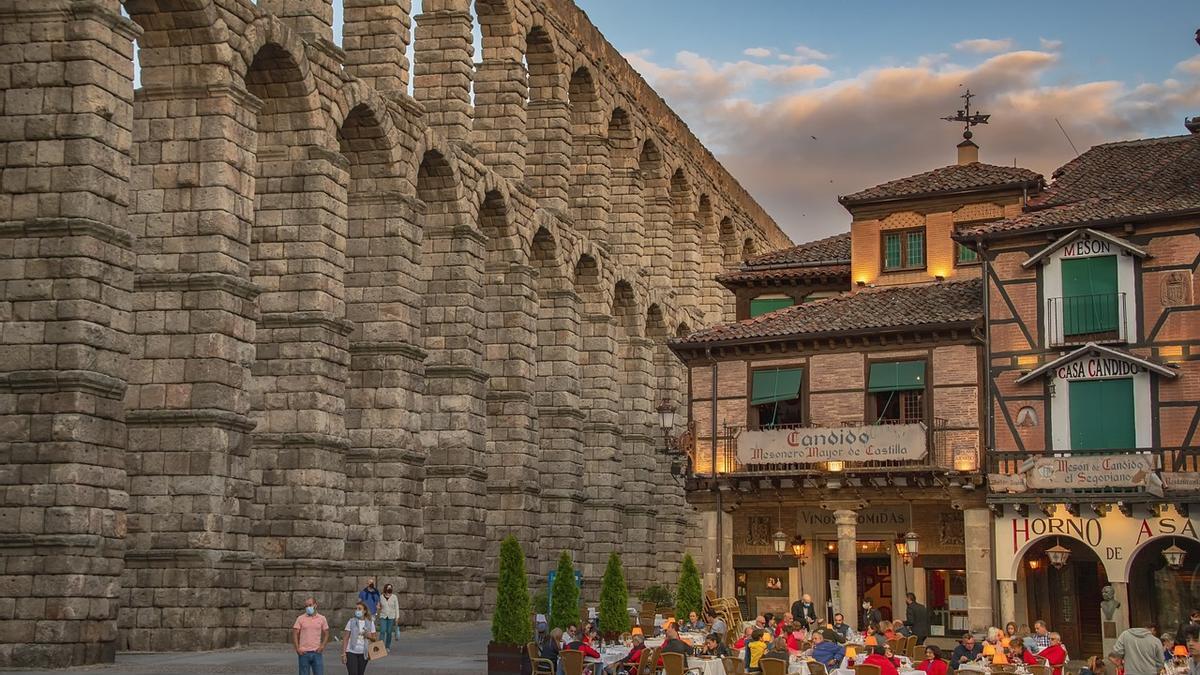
[[864, 644, 901, 675], [1039, 633, 1068, 675], [292, 597, 329, 675]]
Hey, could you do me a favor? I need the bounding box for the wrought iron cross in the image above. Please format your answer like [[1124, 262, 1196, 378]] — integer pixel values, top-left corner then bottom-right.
[[941, 89, 990, 139]]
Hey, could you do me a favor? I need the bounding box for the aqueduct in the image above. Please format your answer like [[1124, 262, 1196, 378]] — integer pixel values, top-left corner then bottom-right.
[[0, 0, 788, 666]]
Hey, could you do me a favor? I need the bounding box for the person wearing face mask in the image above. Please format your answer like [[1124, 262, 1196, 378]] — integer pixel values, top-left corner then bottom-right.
[[293, 597, 329, 675], [358, 579, 381, 617], [341, 601, 378, 675], [377, 584, 399, 651]]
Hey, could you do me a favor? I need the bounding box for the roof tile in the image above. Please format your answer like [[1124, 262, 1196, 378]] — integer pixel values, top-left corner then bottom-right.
[[672, 279, 982, 347], [840, 162, 1043, 205]]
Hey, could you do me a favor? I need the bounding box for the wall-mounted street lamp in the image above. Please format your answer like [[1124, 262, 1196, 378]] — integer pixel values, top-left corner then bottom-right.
[[792, 536, 808, 566]]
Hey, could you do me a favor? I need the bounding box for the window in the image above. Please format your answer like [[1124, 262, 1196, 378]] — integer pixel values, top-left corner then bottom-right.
[[1061, 256, 1119, 336], [749, 295, 795, 318], [1068, 378, 1135, 449], [868, 361, 926, 423], [956, 242, 980, 265], [882, 228, 926, 271], [750, 367, 804, 427]]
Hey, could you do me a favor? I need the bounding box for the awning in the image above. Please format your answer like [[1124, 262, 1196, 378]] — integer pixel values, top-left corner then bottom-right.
[[750, 368, 803, 405], [868, 361, 925, 392]]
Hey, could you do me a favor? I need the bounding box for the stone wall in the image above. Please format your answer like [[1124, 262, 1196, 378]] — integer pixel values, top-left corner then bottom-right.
[[0, 0, 789, 667]]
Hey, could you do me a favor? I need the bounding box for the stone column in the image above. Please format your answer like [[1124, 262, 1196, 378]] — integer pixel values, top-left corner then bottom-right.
[[580, 313, 622, 598], [420, 213, 488, 620], [412, 8, 473, 142], [569, 134, 611, 248], [471, 59, 527, 180], [259, 0, 333, 43], [674, 218, 703, 311], [963, 507, 994, 632], [343, 0, 412, 93], [835, 509, 859, 629], [998, 580, 1016, 626], [527, 100, 571, 212], [609, 167, 645, 271], [619, 335, 658, 592], [644, 192, 672, 289], [0, 2, 138, 667]]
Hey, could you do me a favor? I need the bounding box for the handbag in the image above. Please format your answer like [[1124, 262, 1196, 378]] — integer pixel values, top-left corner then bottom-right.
[[368, 639, 388, 661]]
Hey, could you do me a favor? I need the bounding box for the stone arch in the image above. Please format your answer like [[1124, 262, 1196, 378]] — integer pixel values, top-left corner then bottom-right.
[[567, 65, 608, 236], [646, 303, 668, 339], [719, 216, 738, 265], [742, 235, 757, 260], [639, 139, 670, 283], [123, 0, 235, 89], [676, 322, 692, 338]]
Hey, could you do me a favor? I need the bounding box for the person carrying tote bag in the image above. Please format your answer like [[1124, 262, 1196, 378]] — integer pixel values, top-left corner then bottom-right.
[[341, 601, 378, 675]]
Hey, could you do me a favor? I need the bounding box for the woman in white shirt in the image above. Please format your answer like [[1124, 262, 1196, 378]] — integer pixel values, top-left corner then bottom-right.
[[377, 584, 399, 650], [341, 601, 378, 675]]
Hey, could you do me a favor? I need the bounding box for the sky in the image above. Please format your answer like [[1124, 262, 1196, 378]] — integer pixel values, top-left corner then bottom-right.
[[571, 1, 1200, 243]]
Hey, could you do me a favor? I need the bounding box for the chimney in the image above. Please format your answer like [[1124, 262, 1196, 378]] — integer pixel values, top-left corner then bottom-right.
[[957, 139, 979, 165]]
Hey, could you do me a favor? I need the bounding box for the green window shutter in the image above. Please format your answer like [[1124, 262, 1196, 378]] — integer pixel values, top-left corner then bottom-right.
[[1069, 377, 1135, 449], [1061, 255, 1118, 335], [957, 243, 979, 263], [906, 231, 925, 268], [868, 361, 926, 392], [750, 368, 803, 405], [884, 234, 901, 270], [749, 297, 795, 318]]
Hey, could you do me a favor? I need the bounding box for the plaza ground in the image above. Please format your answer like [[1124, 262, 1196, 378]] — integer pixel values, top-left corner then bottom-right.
[[1, 621, 489, 675]]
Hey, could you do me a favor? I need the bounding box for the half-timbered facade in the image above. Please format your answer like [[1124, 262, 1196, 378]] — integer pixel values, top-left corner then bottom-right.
[[955, 130, 1200, 657], [672, 140, 1043, 636]]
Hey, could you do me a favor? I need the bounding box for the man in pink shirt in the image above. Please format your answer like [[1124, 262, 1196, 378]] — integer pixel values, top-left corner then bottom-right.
[[293, 597, 329, 675]]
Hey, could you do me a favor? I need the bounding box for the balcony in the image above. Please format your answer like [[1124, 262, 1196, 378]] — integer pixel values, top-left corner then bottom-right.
[[687, 418, 961, 478], [1046, 293, 1127, 347], [986, 447, 1200, 502]]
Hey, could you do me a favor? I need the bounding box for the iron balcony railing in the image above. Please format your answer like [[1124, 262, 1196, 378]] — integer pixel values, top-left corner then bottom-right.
[[986, 447, 1200, 498], [689, 418, 959, 476], [1046, 292, 1127, 347]]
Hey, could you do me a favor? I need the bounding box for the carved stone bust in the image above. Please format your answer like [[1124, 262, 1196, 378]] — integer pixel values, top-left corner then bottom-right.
[[1100, 585, 1121, 620]]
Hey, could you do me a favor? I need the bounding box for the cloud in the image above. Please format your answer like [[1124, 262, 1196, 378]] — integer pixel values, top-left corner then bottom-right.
[[744, 47, 772, 58], [1178, 55, 1200, 76], [954, 38, 1015, 54], [779, 45, 831, 62], [623, 46, 1200, 243], [1039, 37, 1063, 51]]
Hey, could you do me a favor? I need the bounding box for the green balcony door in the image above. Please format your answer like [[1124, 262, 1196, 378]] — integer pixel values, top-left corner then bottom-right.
[[1068, 377, 1135, 450], [1061, 255, 1118, 335]]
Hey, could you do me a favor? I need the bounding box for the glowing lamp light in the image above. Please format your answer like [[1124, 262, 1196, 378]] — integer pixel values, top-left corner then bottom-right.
[[846, 647, 857, 659], [1046, 541, 1071, 569], [1027, 557, 1041, 571], [905, 531, 920, 556], [826, 461, 845, 473], [792, 536, 808, 565], [1174, 645, 1189, 659], [1163, 542, 1188, 570]]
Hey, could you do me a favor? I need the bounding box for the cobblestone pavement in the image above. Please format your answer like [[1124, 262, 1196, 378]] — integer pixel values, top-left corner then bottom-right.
[[2, 621, 490, 675]]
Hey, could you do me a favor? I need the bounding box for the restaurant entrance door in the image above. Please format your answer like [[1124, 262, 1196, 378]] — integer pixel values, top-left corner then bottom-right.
[[825, 540, 894, 625], [736, 567, 790, 619], [1022, 538, 1106, 657]]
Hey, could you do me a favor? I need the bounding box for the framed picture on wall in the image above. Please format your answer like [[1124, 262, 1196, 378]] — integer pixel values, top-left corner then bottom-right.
[[766, 576, 783, 590]]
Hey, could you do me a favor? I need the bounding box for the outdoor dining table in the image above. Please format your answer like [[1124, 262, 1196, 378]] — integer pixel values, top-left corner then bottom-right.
[[688, 656, 728, 675]]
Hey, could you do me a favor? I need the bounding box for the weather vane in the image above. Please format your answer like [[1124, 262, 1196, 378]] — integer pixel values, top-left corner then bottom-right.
[[941, 88, 990, 140]]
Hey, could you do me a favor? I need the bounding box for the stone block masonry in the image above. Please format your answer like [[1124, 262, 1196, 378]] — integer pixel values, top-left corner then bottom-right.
[[0, 0, 790, 666]]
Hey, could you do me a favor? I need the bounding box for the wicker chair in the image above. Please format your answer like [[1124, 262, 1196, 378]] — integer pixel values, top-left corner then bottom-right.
[[661, 651, 703, 675], [1027, 665, 1051, 675], [559, 649, 584, 675], [759, 658, 789, 675], [722, 655, 745, 675], [808, 661, 829, 675], [854, 664, 882, 675], [527, 642, 554, 675], [906, 635, 918, 654]]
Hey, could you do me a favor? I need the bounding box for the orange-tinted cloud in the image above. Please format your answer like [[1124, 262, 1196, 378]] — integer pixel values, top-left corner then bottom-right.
[[627, 44, 1200, 243]]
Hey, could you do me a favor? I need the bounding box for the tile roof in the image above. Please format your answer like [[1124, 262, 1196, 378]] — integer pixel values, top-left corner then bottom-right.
[[741, 232, 851, 268], [671, 278, 983, 348], [839, 162, 1043, 206], [716, 264, 850, 285], [958, 133, 1200, 238], [717, 232, 851, 285]]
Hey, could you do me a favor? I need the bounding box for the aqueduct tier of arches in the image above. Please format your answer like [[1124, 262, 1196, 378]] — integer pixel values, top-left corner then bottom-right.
[[0, 0, 788, 667]]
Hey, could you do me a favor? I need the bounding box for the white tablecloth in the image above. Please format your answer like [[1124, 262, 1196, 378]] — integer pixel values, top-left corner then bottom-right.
[[688, 657, 727, 675]]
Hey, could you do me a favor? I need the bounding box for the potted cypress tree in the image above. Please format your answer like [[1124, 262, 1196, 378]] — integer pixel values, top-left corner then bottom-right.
[[548, 550, 579, 631], [598, 552, 630, 641], [489, 535, 533, 675], [675, 554, 703, 624]]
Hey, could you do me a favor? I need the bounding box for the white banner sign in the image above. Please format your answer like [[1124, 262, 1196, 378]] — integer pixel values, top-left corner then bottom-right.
[[1024, 454, 1157, 489], [1054, 356, 1141, 381], [736, 424, 927, 465]]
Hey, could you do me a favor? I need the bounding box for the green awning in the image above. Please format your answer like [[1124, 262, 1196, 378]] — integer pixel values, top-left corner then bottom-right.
[[749, 297, 795, 318], [868, 361, 925, 392], [751, 368, 803, 405]]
